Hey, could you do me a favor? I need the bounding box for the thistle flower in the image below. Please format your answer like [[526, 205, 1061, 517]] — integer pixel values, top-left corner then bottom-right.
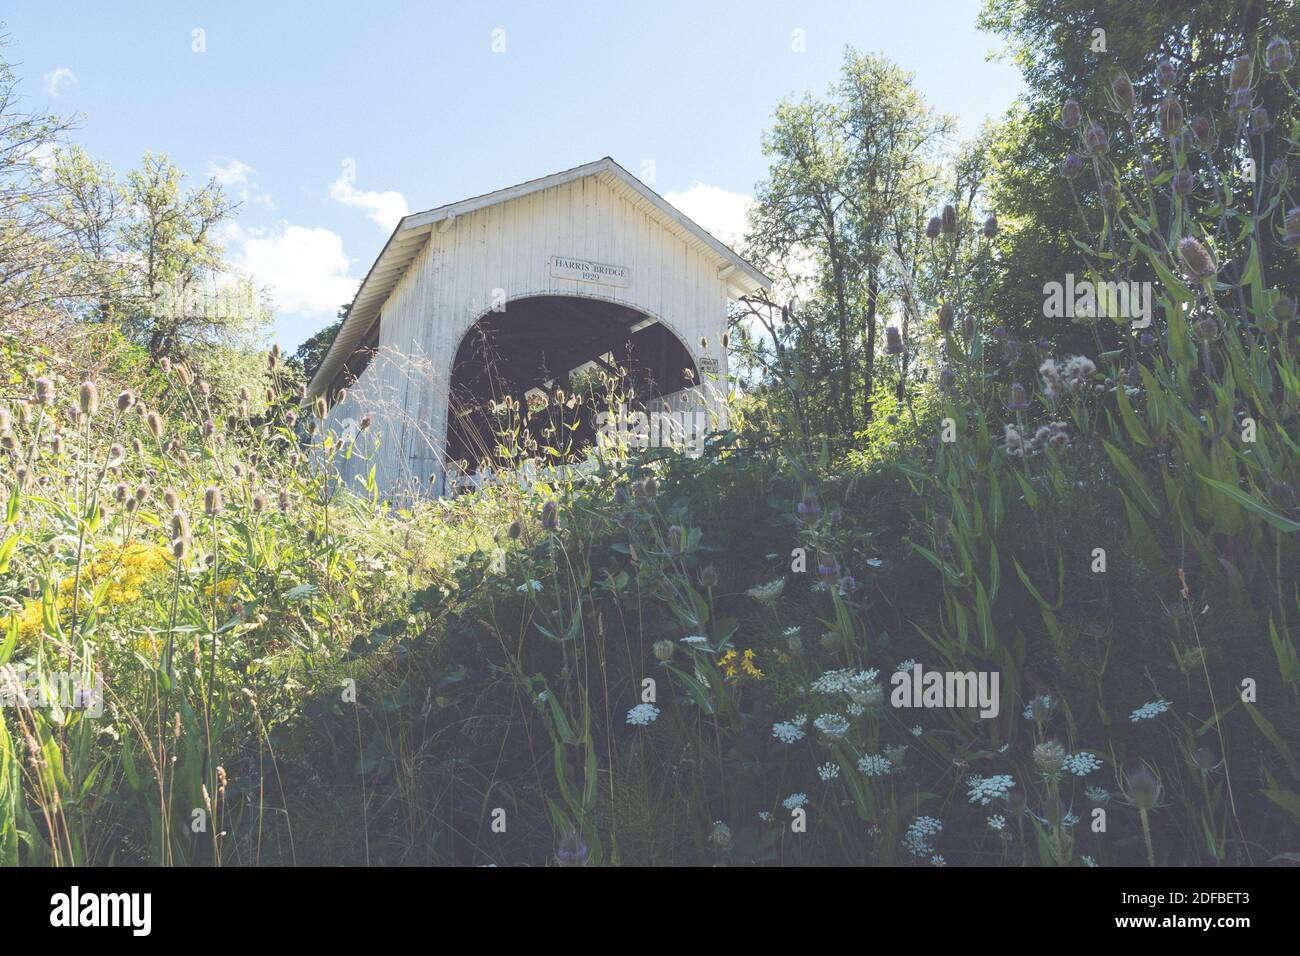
[[817, 556, 839, 582], [1110, 71, 1135, 112], [1265, 36, 1294, 73], [1157, 96, 1183, 138], [116, 389, 135, 413], [884, 326, 905, 355], [1060, 153, 1084, 180], [1155, 58, 1178, 88], [1178, 236, 1216, 278], [796, 495, 821, 523], [1060, 98, 1081, 129], [204, 486, 224, 515], [1007, 382, 1030, 411], [1228, 53, 1254, 92], [34, 377, 54, 406], [941, 204, 957, 234], [925, 215, 941, 239]]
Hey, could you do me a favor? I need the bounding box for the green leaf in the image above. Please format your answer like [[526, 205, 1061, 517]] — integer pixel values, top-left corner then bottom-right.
[[1196, 475, 1300, 532]]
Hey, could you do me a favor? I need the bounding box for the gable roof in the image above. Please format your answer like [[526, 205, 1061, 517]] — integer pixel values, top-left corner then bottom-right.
[[306, 157, 770, 398]]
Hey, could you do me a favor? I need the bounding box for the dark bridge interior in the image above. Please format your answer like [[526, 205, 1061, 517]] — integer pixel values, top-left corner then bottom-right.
[[446, 295, 697, 475]]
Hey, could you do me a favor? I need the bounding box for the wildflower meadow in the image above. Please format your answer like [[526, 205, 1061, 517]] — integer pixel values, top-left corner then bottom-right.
[[1, 2, 1299, 913]]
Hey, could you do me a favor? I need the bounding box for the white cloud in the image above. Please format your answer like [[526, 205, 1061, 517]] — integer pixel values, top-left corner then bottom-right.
[[207, 157, 274, 208], [329, 173, 409, 231], [663, 182, 753, 250], [42, 67, 77, 97], [221, 222, 359, 319]]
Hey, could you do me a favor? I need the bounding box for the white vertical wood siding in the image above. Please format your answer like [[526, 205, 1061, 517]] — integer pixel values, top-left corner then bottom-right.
[[326, 172, 732, 500]]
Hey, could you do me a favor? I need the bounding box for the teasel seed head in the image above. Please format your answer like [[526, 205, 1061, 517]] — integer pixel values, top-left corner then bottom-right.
[[113, 482, 128, 503], [314, 396, 328, 419], [1155, 58, 1178, 88], [1110, 71, 1135, 112], [1178, 236, 1217, 279], [198, 380, 210, 398], [925, 215, 941, 239], [1171, 169, 1196, 197], [1265, 36, 1294, 74], [278, 489, 291, 512], [937, 302, 954, 333], [1157, 96, 1183, 138], [1273, 296, 1296, 324], [1190, 113, 1215, 150], [1229, 53, 1254, 92], [131, 437, 143, 456], [1123, 763, 1162, 810], [982, 213, 998, 238], [163, 488, 181, 510], [1082, 121, 1108, 155], [116, 389, 135, 413], [252, 493, 268, 513], [204, 486, 224, 515], [174, 363, 192, 386], [147, 411, 163, 440], [1060, 153, 1083, 180], [34, 377, 54, 406], [1060, 97, 1081, 129], [171, 509, 190, 541], [940, 204, 957, 234]]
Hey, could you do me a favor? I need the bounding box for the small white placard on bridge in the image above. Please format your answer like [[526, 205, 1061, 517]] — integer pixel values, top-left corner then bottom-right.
[[549, 255, 630, 288]]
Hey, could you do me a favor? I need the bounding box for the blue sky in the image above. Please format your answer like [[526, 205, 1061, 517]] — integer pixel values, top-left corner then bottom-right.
[[6, 0, 1024, 350]]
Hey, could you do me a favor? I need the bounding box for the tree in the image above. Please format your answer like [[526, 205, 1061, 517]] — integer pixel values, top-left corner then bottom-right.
[[979, 0, 1300, 350], [743, 48, 952, 441], [291, 307, 348, 382]]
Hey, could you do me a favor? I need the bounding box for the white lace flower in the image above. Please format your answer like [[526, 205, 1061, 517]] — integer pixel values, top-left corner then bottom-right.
[[967, 773, 1015, 806], [1064, 752, 1103, 776], [625, 703, 660, 726], [782, 792, 808, 810], [817, 762, 840, 781], [1129, 699, 1171, 722], [857, 754, 893, 776]]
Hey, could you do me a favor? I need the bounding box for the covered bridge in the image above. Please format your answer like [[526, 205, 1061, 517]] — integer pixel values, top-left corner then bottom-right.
[[306, 157, 770, 499]]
